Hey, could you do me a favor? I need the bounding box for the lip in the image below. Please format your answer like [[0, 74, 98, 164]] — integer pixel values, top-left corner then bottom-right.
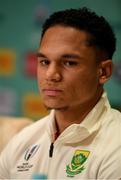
[[42, 89, 63, 96]]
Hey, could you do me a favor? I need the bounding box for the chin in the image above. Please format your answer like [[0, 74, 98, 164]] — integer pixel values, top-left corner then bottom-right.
[[44, 103, 68, 111]]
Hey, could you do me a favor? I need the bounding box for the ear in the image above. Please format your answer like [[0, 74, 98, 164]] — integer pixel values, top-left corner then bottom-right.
[[99, 60, 113, 84]]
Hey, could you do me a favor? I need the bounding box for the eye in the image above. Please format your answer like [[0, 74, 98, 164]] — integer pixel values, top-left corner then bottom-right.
[[63, 61, 78, 67], [38, 59, 50, 66]]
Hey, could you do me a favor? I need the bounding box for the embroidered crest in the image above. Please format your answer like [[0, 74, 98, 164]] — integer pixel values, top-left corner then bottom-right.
[[66, 149, 90, 177]]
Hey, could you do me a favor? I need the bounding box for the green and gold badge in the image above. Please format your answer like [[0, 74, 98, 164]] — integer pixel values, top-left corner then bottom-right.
[[66, 149, 90, 177]]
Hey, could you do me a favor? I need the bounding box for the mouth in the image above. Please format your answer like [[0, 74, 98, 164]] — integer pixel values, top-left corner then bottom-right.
[[42, 88, 63, 96]]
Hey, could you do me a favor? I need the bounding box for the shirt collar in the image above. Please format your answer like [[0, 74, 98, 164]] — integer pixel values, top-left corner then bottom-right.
[[79, 91, 110, 133], [47, 92, 111, 143]]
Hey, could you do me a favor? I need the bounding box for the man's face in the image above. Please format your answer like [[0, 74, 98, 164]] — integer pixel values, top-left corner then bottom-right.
[[37, 25, 103, 110]]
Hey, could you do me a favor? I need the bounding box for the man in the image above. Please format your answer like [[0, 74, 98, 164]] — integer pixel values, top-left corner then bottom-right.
[[0, 7, 121, 179]]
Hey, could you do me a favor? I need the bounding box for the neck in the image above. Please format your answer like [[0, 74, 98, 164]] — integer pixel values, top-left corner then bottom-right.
[[55, 90, 103, 135]]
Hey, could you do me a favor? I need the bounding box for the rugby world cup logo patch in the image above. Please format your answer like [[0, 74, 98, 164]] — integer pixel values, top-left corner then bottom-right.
[[24, 144, 40, 161]]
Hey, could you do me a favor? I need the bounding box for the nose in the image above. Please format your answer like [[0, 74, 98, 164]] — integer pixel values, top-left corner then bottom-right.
[[46, 63, 62, 82]]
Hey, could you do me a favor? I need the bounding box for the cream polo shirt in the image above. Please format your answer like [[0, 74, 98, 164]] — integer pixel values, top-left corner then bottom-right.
[[0, 92, 121, 179]]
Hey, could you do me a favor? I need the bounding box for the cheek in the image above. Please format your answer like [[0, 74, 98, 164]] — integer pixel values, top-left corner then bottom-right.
[[69, 72, 99, 95], [37, 68, 44, 82], [64, 76, 83, 97], [37, 70, 44, 90]]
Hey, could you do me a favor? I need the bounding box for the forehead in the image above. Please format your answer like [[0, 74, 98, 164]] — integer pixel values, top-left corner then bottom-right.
[[40, 25, 91, 47], [39, 25, 97, 60]]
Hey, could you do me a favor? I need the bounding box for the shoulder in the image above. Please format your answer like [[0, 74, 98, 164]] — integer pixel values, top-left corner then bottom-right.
[[1, 113, 51, 156], [103, 107, 121, 131], [111, 108, 121, 120], [108, 108, 121, 133], [12, 114, 50, 143], [95, 107, 121, 158], [0, 114, 51, 178], [95, 108, 121, 178]]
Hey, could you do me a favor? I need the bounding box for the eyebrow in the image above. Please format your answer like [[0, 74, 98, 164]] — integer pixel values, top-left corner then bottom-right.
[[37, 52, 81, 60], [62, 54, 81, 60], [36, 52, 46, 58]]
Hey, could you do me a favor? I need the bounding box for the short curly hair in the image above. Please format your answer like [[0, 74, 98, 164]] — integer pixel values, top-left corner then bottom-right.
[[41, 7, 116, 59]]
